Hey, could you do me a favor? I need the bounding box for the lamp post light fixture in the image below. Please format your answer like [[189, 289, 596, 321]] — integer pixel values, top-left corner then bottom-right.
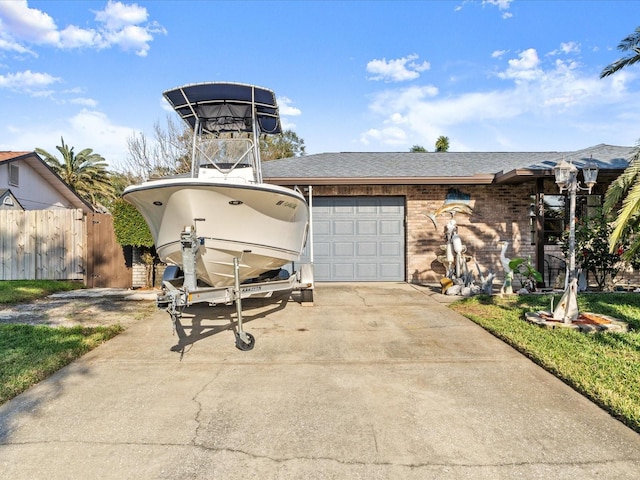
[[551, 157, 598, 322]]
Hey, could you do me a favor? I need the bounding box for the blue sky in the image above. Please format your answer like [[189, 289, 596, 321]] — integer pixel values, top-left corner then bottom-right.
[[1, 0, 640, 170]]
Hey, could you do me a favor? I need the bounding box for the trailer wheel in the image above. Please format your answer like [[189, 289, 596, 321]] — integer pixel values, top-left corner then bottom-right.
[[235, 332, 255, 351]]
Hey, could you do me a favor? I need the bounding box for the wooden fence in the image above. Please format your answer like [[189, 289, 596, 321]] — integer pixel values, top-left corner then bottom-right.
[[0, 210, 131, 287], [0, 209, 86, 281]]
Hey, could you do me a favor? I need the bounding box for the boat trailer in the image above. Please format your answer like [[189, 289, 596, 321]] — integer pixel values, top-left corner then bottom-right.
[[156, 225, 314, 351]]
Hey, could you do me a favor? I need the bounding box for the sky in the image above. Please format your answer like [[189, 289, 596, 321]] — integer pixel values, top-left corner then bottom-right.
[[1, 0, 640, 170]]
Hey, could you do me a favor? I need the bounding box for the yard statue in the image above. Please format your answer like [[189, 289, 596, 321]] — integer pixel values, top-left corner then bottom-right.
[[498, 241, 514, 295], [429, 202, 474, 293]]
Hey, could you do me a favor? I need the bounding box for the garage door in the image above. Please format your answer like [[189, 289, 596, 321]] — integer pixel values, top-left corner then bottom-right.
[[312, 196, 405, 281]]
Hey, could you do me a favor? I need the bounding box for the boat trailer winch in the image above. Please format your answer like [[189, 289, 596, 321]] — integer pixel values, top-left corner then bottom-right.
[[157, 224, 313, 351]]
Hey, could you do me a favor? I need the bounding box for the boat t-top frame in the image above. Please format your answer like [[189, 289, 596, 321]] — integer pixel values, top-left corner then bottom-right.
[[164, 82, 282, 183]]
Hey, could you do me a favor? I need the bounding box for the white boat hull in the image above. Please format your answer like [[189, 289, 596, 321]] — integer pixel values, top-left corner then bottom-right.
[[123, 178, 308, 287]]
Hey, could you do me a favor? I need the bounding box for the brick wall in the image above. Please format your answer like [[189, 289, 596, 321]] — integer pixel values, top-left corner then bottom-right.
[[311, 183, 537, 284]]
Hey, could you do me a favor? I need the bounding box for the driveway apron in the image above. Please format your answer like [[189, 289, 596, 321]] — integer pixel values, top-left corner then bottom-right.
[[1, 283, 639, 479]]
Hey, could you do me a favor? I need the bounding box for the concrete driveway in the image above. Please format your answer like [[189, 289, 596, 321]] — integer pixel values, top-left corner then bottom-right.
[[1, 283, 639, 479]]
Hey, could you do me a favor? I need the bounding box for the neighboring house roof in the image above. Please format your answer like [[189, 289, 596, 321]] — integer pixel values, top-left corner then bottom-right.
[[0, 151, 93, 212], [0, 188, 24, 210], [263, 143, 635, 185]]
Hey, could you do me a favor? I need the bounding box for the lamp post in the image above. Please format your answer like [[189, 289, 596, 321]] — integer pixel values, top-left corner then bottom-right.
[[551, 158, 598, 322]]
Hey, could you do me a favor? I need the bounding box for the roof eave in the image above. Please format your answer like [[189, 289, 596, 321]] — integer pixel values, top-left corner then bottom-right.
[[264, 175, 496, 186]]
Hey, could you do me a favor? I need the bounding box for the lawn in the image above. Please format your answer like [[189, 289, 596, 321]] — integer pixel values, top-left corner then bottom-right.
[[450, 292, 640, 433], [0, 280, 123, 404], [0, 279, 84, 304]]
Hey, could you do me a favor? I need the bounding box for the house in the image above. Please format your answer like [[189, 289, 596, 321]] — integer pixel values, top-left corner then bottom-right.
[[0, 151, 131, 287], [262, 144, 635, 287], [0, 151, 93, 212]]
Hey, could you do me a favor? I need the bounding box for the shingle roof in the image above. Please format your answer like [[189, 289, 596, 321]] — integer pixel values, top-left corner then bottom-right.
[[263, 144, 635, 185]]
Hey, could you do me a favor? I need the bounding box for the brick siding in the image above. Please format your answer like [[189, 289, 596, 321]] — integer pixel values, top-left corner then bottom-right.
[[312, 183, 539, 284]]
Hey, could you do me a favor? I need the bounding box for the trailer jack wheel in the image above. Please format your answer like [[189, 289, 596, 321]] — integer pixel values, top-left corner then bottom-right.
[[235, 332, 255, 351]]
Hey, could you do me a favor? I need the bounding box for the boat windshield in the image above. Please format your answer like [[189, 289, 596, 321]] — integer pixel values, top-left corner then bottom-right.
[[196, 136, 255, 173]]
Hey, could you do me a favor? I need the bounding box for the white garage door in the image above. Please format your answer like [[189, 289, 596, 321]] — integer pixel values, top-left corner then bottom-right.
[[312, 196, 405, 281]]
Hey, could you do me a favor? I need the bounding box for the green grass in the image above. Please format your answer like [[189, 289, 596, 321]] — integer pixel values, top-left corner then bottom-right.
[[0, 279, 84, 304], [0, 323, 123, 404], [0, 280, 121, 404], [450, 293, 640, 433]]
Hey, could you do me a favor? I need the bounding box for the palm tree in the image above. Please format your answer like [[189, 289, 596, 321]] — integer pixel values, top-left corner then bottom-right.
[[604, 145, 640, 257], [410, 144, 427, 152], [600, 26, 640, 258], [435, 136, 450, 152], [36, 137, 115, 209], [600, 26, 640, 78]]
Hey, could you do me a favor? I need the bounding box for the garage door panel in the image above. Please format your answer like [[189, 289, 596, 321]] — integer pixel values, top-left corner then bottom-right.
[[356, 220, 377, 235], [312, 196, 405, 282], [333, 242, 354, 256], [334, 220, 354, 235], [380, 220, 402, 235], [380, 263, 402, 278], [314, 263, 330, 278], [380, 241, 401, 256], [333, 263, 355, 279], [314, 241, 330, 256], [381, 205, 403, 214], [357, 242, 377, 256], [356, 263, 377, 278], [314, 220, 331, 235]]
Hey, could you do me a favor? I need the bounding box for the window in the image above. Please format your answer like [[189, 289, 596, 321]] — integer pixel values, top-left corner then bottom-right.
[[543, 194, 565, 245], [542, 194, 601, 245], [8, 164, 19, 186]]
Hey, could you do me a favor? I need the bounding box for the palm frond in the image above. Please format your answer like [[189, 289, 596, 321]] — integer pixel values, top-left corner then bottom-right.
[[604, 145, 640, 212], [600, 26, 640, 78], [609, 179, 640, 250]]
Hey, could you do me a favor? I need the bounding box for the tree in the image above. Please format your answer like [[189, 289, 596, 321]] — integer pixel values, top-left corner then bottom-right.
[[410, 145, 427, 152], [124, 116, 192, 181], [260, 130, 305, 160], [600, 26, 640, 78], [435, 136, 450, 152], [36, 137, 115, 209], [600, 26, 640, 257], [604, 145, 640, 258], [125, 117, 305, 178], [562, 208, 624, 290]]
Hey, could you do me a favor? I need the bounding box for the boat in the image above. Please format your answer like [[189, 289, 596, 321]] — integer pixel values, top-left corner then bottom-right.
[[122, 82, 310, 288]]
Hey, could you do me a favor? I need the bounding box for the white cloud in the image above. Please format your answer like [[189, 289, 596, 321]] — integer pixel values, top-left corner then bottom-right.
[[456, 0, 513, 18], [0, 0, 60, 46], [548, 41, 581, 56], [0, 69, 60, 90], [492, 49, 508, 58], [560, 41, 580, 54], [70, 97, 98, 107], [360, 126, 407, 146], [483, 0, 513, 18], [498, 48, 542, 81], [0, 0, 165, 56], [278, 96, 302, 116], [366, 54, 431, 82], [59, 25, 103, 49], [94, 0, 148, 30], [359, 48, 639, 150], [483, 0, 513, 10], [0, 109, 140, 169]]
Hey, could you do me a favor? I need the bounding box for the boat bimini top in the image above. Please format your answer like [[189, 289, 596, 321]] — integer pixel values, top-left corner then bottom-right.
[[163, 82, 282, 182], [163, 82, 282, 135]]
